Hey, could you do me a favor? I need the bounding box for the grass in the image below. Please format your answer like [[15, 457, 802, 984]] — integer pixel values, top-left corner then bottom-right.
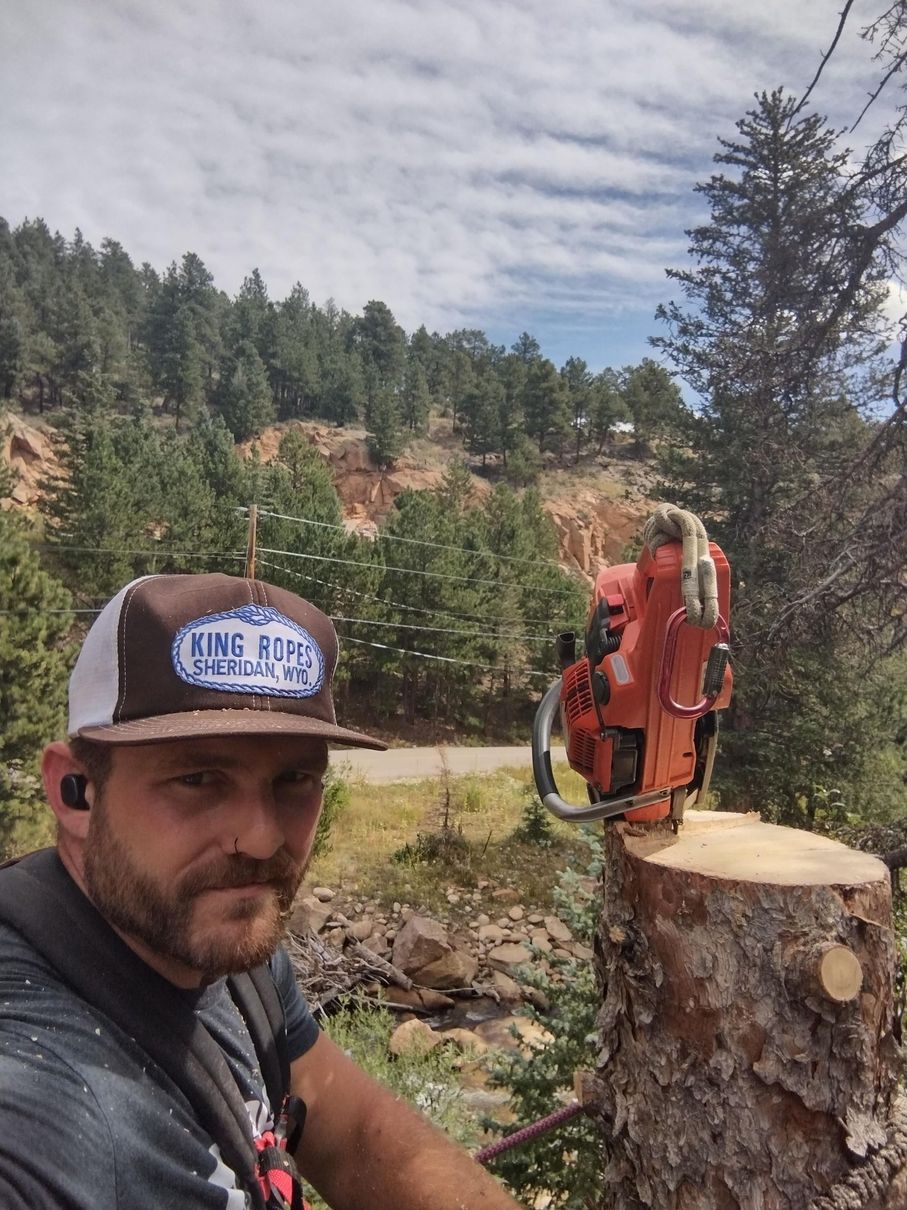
[[309, 762, 594, 914]]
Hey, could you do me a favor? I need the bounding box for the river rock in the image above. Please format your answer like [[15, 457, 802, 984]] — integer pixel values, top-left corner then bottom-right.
[[473, 1014, 554, 1054], [477, 923, 506, 944], [389, 1018, 442, 1057], [491, 971, 523, 1003], [311, 887, 335, 902], [439, 1028, 488, 1056], [391, 915, 478, 990], [487, 942, 532, 972], [288, 895, 332, 934], [544, 915, 573, 942], [347, 918, 374, 942], [491, 887, 520, 904], [507, 905, 525, 921]]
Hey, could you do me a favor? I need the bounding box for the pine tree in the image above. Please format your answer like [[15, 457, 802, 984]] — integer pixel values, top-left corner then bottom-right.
[[522, 358, 570, 455], [365, 387, 403, 467], [560, 356, 593, 461], [0, 505, 73, 852], [620, 358, 684, 453], [588, 368, 629, 452], [652, 89, 898, 823], [217, 341, 276, 440]]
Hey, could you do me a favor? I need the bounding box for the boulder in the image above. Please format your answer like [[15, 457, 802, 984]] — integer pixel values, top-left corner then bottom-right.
[[391, 915, 478, 990], [473, 1014, 554, 1055], [544, 915, 573, 942], [477, 923, 506, 944], [491, 971, 524, 1003], [347, 918, 374, 942], [439, 1028, 488, 1056], [487, 942, 532, 972], [287, 895, 332, 934], [389, 1018, 442, 1057]]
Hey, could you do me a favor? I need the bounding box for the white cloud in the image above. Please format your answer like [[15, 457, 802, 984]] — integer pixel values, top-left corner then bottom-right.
[[0, 0, 897, 368]]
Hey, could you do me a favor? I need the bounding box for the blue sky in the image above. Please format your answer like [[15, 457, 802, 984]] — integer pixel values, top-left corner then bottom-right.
[[1, 0, 898, 376]]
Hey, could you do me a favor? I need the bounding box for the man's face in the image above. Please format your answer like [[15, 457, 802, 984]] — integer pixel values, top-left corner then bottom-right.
[[81, 734, 328, 983]]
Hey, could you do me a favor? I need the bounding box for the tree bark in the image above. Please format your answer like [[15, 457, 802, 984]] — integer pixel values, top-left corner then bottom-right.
[[593, 810, 905, 1209]]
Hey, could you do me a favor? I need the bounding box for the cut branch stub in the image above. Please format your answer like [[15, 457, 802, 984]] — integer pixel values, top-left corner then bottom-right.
[[783, 940, 865, 1005]]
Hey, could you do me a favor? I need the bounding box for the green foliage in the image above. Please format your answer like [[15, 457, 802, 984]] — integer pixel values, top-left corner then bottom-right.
[[40, 408, 251, 595], [217, 340, 275, 439], [512, 790, 554, 847], [0, 508, 73, 853], [484, 830, 603, 1208], [391, 824, 471, 870], [365, 387, 404, 467], [620, 358, 683, 450], [522, 358, 570, 456], [305, 1000, 479, 1210], [323, 1000, 478, 1138], [312, 767, 350, 860], [653, 89, 902, 826]]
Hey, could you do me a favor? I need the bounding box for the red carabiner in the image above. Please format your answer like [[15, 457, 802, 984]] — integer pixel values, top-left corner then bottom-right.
[[658, 608, 730, 720]]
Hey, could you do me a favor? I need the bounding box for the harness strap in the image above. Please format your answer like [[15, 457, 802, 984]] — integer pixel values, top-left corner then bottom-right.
[[0, 849, 271, 1209], [229, 965, 289, 1120]]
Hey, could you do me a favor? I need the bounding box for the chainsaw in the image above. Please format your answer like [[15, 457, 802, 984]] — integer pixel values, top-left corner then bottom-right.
[[531, 507, 733, 826]]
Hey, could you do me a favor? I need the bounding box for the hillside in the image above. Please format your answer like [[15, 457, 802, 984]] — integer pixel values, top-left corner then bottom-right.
[[2, 409, 654, 579]]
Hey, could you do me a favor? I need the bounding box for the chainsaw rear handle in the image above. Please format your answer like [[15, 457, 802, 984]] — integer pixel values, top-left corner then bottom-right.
[[531, 681, 672, 823], [658, 609, 731, 720]]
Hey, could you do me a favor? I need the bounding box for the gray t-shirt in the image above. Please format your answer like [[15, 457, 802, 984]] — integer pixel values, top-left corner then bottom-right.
[[0, 923, 319, 1208]]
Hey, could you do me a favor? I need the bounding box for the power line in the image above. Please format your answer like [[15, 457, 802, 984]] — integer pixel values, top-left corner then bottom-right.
[[255, 543, 577, 595], [249, 506, 566, 570], [255, 557, 560, 635], [341, 634, 551, 679], [333, 615, 552, 642], [34, 544, 245, 563]]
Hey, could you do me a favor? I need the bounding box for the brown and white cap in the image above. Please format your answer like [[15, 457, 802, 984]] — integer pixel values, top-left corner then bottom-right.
[[68, 573, 386, 749]]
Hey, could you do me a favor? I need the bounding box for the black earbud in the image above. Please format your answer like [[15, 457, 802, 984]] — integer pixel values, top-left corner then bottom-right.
[[60, 774, 90, 811]]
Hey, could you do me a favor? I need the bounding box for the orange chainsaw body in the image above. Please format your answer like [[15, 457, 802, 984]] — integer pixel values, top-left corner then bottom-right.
[[561, 542, 732, 822]]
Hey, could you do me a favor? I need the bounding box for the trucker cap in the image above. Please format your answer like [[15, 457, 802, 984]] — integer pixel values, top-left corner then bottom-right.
[[68, 573, 387, 749]]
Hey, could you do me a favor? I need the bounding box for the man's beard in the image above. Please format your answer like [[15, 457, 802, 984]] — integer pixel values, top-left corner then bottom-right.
[[83, 797, 306, 979]]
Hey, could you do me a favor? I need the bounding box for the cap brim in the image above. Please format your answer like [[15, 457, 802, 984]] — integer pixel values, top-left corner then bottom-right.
[[75, 709, 388, 750]]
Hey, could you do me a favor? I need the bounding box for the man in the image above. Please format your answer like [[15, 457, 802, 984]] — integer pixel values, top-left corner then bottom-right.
[[0, 572, 524, 1209]]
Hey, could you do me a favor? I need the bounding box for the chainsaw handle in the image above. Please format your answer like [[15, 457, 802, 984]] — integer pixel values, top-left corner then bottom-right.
[[658, 609, 730, 720], [532, 681, 672, 823]]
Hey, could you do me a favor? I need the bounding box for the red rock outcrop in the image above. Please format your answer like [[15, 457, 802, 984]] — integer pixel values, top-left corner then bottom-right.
[[1, 413, 59, 508], [3, 413, 653, 576]]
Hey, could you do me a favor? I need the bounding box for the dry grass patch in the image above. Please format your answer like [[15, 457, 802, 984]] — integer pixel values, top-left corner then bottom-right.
[[309, 763, 595, 913]]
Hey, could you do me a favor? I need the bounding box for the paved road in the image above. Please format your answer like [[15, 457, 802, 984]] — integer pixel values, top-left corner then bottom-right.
[[331, 745, 568, 783]]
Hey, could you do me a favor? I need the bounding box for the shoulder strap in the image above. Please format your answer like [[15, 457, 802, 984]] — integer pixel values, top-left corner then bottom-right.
[[0, 850, 268, 1210], [228, 965, 290, 1119]]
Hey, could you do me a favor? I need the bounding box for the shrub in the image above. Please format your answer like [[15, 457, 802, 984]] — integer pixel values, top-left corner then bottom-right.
[[304, 1000, 480, 1210], [312, 768, 350, 860], [512, 790, 554, 847], [483, 828, 603, 1208]]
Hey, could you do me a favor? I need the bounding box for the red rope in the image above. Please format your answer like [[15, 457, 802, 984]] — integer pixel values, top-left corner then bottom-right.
[[473, 1101, 586, 1165]]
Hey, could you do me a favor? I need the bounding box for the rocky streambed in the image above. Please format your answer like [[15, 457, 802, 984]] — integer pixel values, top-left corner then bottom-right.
[[288, 877, 596, 1056]]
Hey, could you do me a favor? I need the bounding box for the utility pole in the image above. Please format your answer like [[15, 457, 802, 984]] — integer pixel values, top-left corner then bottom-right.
[[244, 504, 258, 579]]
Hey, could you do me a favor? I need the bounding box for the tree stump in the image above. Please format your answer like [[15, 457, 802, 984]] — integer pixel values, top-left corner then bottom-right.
[[593, 810, 905, 1209]]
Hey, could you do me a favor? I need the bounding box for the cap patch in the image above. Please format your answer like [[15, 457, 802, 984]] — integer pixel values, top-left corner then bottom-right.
[[171, 605, 326, 698]]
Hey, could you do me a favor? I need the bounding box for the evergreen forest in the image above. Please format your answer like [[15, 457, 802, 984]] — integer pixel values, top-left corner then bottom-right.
[[1, 85, 906, 867]]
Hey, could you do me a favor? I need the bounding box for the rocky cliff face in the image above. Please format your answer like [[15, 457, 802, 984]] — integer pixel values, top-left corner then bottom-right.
[[1, 413, 57, 508], [3, 412, 652, 577]]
